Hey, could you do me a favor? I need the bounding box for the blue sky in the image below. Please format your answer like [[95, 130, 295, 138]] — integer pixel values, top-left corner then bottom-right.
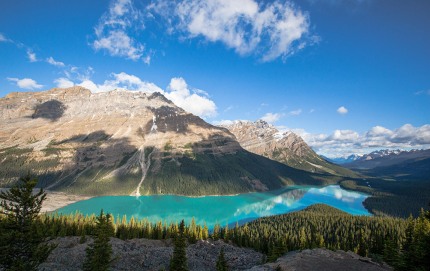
[[1, 0, 429, 157]]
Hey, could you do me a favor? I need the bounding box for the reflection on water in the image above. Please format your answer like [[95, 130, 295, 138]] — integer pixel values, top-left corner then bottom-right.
[[233, 188, 306, 217], [56, 185, 370, 228]]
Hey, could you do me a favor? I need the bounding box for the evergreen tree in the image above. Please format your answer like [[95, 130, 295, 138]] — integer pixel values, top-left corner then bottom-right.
[[83, 210, 114, 271], [0, 174, 55, 271], [267, 241, 286, 262], [382, 235, 401, 269], [216, 247, 229, 271], [170, 219, 188, 271]]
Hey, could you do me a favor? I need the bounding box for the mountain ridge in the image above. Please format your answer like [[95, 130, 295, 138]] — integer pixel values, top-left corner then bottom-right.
[[0, 87, 345, 196], [221, 120, 358, 178]]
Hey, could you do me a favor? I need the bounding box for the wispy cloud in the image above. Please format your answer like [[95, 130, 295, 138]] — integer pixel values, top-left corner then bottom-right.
[[224, 105, 234, 112], [26, 50, 37, 62], [260, 112, 283, 123], [7, 77, 43, 90], [0, 33, 11, 42], [288, 109, 302, 116], [92, 0, 149, 62], [414, 89, 430, 96], [46, 57, 65, 67]]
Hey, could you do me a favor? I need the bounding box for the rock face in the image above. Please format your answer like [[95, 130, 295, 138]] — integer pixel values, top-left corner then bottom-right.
[[249, 248, 392, 271], [0, 87, 334, 196], [39, 237, 391, 271], [222, 120, 357, 177], [39, 237, 264, 271]]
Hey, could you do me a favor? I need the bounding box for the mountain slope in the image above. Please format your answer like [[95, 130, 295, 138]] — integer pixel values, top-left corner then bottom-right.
[[222, 120, 358, 177], [0, 87, 340, 196]]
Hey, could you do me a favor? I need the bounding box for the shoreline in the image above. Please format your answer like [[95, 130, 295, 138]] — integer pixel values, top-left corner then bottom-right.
[[0, 189, 93, 213], [41, 190, 93, 213]]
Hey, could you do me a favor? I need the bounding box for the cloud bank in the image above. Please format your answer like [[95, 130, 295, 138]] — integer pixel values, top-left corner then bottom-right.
[[54, 72, 217, 118], [293, 124, 430, 157]]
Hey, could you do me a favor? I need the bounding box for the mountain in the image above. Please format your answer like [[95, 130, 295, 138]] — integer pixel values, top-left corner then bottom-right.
[[0, 87, 341, 196], [344, 149, 430, 169], [344, 149, 430, 180], [221, 120, 358, 177], [322, 154, 362, 165]]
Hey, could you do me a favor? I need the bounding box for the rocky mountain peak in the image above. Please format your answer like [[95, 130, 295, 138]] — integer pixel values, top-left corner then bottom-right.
[[221, 120, 310, 157], [221, 120, 357, 177]]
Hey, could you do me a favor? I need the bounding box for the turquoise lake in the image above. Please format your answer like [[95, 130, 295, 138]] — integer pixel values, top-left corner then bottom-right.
[[56, 185, 370, 228]]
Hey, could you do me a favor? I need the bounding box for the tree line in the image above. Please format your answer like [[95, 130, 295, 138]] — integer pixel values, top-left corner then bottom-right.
[[1, 175, 429, 270]]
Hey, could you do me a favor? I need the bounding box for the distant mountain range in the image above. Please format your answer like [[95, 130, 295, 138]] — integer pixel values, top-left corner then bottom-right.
[[322, 154, 362, 165], [0, 87, 351, 196], [334, 149, 430, 180]]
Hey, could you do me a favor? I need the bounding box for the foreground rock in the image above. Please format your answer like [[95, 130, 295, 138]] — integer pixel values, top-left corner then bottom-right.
[[249, 248, 392, 271], [39, 237, 264, 271], [40, 237, 391, 271]]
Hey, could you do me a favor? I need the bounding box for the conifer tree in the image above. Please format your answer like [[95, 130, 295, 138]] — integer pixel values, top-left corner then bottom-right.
[[216, 247, 229, 271], [170, 219, 188, 271], [83, 210, 114, 271], [0, 174, 55, 271]]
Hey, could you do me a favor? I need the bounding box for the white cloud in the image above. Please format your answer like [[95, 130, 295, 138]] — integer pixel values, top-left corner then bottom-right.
[[260, 112, 282, 123], [294, 124, 430, 157], [330, 129, 359, 141], [93, 0, 149, 62], [78, 72, 163, 93], [7, 77, 43, 90], [288, 109, 302, 116], [27, 50, 37, 62], [65, 66, 94, 82], [54, 77, 74, 88], [212, 119, 235, 126], [0, 33, 10, 42], [165, 77, 217, 118], [169, 0, 311, 62], [415, 89, 430, 96], [46, 57, 65, 67], [337, 106, 348, 115], [93, 31, 145, 61], [224, 105, 234, 112], [366, 125, 393, 137], [63, 72, 217, 118]]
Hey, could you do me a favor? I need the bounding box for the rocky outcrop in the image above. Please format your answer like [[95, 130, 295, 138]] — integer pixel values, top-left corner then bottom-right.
[[248, 248, 392, 271], [39, 237, 391, 271], [39, 237, 264, 271], [222, 120, 357, 177]]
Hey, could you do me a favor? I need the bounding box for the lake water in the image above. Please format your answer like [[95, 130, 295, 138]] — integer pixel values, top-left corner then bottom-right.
[[55, 185, 370, 228]]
